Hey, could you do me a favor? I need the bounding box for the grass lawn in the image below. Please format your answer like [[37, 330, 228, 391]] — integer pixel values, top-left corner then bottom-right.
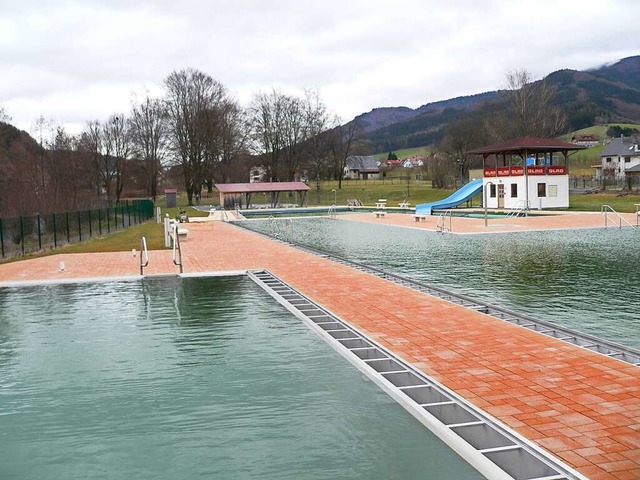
[[374, 146, 431, 161]]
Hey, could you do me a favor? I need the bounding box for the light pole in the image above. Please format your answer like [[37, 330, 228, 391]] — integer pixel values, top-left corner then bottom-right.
[[484, 181, 494, 227], [331, 189, 336, 205]]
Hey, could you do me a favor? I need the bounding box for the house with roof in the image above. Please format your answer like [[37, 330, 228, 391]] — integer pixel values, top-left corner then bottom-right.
[[597, 136, 640, 180], [571, 134, 600, 148], [344, 155, 380, 180]]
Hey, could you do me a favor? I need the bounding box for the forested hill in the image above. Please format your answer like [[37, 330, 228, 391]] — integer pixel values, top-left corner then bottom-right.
[[359, 55, 640, 152]]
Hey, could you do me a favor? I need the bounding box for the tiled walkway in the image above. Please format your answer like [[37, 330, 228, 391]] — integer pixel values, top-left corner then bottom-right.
[[1, 219, 639, 479]]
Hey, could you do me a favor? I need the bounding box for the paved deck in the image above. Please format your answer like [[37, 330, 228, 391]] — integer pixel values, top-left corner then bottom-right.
[[349, 209, 639, 234], [1, 219, 639, 479]]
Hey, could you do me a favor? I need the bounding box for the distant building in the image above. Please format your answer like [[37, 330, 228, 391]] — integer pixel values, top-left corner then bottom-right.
[[249, 166, 266, 183], [381, 159, 402, 169], [571, 134, 600, 148], [344, 155, 380, 180], [598, 136, 640, 179]]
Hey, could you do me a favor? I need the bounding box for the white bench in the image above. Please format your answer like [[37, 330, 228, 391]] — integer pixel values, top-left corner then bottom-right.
[[375, 211, 386, 218], [172, 227, 189, 241], [414, 214, 427, 222]]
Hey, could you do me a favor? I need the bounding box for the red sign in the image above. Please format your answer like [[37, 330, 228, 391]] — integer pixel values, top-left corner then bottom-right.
[[527, 166, 545, 175], [497, 167, 511, 177], [511, 166, 524, 176], [484, 168, 497, 177], [547, 166, 567, 175]]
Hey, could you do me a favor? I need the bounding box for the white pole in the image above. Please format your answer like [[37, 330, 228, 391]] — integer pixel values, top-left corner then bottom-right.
[[164, 214, 171, 248]]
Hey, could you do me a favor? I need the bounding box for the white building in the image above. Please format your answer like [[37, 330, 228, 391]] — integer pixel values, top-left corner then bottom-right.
[[468, 137, 586, 211], [599, 136, 640, 180]]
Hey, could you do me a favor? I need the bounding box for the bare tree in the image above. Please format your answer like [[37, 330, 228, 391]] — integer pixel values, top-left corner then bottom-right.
[[249, 89, 287, 181], [504, 69, 567, 138], [130, 93, 167, 200], [80, 120, 107, 200], [302, 89, 333, 202], [329, 119, 362, 189], [103, 114, 130, 203], [440, 115, 489, 181], [164, 68, 227, 205], [0, 105, 10, 123], [211, 99, 249, 185]]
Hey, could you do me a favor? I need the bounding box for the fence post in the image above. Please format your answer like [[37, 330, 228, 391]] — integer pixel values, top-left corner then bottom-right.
[[37, 214, 42, 250], [66, 212, 70, 243], [127, 202, 131, 226], [77, 211, 82, 241], [20, 216, 25, 255], [98, 209, 102, 235], [88, 210, 92, 237], [107, 207, 111, 233], [122, 204, 125, 228], [0, 218, 4, 258], [53, 213, 57, 248]]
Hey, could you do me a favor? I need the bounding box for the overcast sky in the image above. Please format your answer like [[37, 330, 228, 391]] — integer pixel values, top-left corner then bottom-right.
[[2, 0, 639, 136]]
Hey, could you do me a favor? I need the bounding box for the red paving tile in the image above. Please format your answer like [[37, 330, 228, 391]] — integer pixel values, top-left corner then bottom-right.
[[1, 218, 639, 480]]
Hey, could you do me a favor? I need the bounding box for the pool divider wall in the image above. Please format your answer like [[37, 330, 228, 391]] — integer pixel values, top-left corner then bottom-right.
[[247, 269, 588, 480]]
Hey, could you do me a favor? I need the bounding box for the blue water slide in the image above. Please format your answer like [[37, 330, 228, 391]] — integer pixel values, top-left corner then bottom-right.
[[415, 178, 483, 215]]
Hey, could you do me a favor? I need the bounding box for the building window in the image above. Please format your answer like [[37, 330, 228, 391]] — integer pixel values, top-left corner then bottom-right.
[[625, 157, 631, 163], [537, 183, 546, 197], [510, 183, 518, 197], [489, 184, 496, 198], [606, 157, 612, 162], [548, 185, 557, 197]]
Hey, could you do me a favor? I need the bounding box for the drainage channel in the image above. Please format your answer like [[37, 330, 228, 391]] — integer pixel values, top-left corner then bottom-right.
[[248, 269, 586, 480], [234, 222, 640, 367]]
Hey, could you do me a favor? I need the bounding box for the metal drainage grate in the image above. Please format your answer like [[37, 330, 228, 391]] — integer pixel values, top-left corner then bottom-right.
[[249, 269, 587, 480], [233, 221, 640, 368]]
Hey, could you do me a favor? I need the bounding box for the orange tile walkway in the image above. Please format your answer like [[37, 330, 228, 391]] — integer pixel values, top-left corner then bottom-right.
[[1, 220, 639, 479], [346, 209, 639, 234]]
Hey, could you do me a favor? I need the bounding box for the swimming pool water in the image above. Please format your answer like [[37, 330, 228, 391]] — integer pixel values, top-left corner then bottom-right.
[[0, 276, 483, 479], [240, 218, 640, 350]]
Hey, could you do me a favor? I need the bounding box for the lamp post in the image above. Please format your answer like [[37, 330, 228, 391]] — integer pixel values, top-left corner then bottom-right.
[[331, 189, 336, 205], [484, 181, 495, 227]]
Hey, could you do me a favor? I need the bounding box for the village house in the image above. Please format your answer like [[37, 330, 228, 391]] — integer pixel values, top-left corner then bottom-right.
[[570, 134, 600, 148], [344, 155, 380, 180], [597, 136, 640, 180]]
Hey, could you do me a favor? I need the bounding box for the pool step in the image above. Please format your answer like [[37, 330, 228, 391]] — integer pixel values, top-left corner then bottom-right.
[[249, 269, 586, 480]]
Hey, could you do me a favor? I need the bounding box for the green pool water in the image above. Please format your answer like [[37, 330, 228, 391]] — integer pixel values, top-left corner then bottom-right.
[[0, 276, 483, 479], [240, 218, 640, 350]]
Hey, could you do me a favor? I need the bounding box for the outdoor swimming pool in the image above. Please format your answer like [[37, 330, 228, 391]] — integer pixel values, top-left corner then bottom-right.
[[0, 276, 483, 479], [239, 217, 640, 350]]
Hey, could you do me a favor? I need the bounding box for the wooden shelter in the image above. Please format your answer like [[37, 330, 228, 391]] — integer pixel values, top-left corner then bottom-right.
[[214, 182, 310, 209]]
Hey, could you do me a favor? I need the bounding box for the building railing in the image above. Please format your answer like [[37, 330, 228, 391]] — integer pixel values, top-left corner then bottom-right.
[[0, 199, 154, 259]]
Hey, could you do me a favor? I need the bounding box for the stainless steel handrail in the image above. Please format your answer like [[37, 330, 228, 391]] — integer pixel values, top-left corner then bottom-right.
[[601, 204, 636, 229], [172, 224, 184, 273], [139, 236, 149, 275]]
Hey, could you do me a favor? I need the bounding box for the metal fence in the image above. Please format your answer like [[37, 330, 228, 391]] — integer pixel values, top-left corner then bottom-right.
[[0, 199, 155, 259]]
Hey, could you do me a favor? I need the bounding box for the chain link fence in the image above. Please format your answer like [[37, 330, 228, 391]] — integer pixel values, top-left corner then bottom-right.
[[0, 200, 154, 259]]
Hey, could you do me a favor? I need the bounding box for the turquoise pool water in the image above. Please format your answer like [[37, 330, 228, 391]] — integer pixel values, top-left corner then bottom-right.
[[0, 276, 483, 479], [240, 218, 640, 350]]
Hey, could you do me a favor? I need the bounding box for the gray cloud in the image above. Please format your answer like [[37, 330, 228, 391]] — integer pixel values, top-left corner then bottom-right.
[[2, 0, 639, 135]]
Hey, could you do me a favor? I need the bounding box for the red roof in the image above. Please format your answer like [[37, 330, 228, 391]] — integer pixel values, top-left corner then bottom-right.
[[467, 137, 586, 155], [215, 182, 310, 194]]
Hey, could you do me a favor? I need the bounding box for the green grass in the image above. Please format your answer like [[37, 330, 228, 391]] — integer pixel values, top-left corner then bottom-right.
[[568, 192, 640, 213], [562, 123, 640, 141]]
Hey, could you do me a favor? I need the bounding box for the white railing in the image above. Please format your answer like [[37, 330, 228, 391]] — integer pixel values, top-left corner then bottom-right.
[[601, 205, 637, 229], [436, 210, 452, 233], [172, 224, 184, 273], [328, 204, 337, 220], [505, 200, 529, 219], [139, 236, 149, 275]]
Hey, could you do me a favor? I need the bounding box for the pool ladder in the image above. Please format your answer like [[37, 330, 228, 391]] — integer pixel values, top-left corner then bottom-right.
[[436, 210, 451, 233], [172, 224, 184, 273], [139, 236, 149, 275], [601, 204, 637, 229]]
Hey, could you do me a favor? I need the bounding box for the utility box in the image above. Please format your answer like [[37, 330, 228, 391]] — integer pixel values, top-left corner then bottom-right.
[[165, 188, 178, 208]]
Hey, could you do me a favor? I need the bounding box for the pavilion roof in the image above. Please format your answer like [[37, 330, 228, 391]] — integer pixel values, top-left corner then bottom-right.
[[215, 182, 310, 194], [467, 137, 586, 155]]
